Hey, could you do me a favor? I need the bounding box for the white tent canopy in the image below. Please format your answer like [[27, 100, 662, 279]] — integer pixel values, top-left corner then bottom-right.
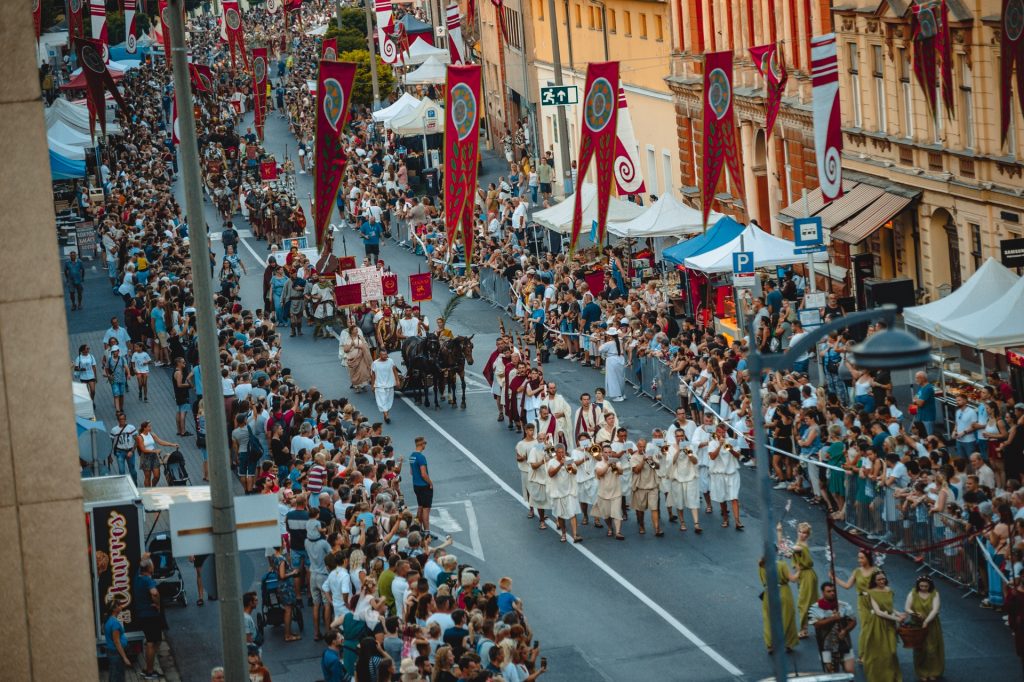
[[684, 222, 829, 273], [406, 38, 449, 65], [404, 55, 447, 84], [45, 98, 122, 136], [608, 194, 724, 239], [372, 92, 421, 123], [387, 96, 444, 135], [306, 24, 328, 36], [939, 275, 1024, 352], [903, 258, 1019, 338], [532, 183, 645, 234]]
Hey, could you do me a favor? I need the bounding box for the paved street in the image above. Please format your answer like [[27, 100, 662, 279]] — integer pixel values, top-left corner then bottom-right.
[[63, 101, 1020, 682]]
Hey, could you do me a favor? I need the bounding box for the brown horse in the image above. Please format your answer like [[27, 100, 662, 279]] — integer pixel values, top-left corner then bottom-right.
[[439, 335, 475, 408]]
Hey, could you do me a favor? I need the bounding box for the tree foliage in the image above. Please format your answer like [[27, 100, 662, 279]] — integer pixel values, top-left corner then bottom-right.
[[339, 49, 395, 107]]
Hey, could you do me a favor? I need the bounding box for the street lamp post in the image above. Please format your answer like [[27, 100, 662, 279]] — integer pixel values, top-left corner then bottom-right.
[[747, 304, 930, 680]]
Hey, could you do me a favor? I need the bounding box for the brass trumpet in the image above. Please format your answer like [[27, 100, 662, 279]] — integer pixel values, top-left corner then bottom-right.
[[543, 445, 557, 456], [644, 455, 660, 471], [589, 443, 603, 459], [564, 460, 578, 475], [723, 443, 736, 455]]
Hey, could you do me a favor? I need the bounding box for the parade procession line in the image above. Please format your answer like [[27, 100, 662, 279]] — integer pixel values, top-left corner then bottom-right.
[[398, 394, 746, 678]]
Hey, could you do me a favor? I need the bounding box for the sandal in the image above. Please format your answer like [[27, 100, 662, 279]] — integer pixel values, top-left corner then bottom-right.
[[606, 528, 613, 537], [538, 522, 546, 530], [527, 511, 535, 519], [285, 636, 301, 642], [615, 533, 625, 541], [638, 526, 646, 535], [573, 536, 583, 543], [679, 524, 687, 531], [654, 530, 664, 537], [798, 630, 808, 639], [594, 520, 604, 529], [694, 524, 703, 534], [560, 536, 567, 543], [197, 598, 204, 607], [721, 519, 730, 528], [705, 506, 712, 514], [735, 524, 745, 531], [581, 518, 589, 526]]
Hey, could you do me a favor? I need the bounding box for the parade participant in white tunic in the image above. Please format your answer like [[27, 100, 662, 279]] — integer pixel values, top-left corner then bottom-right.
[[522, 367, 544, 425], [666, 406, 697, 443], [572, 436, 598, 526], [338, 318, 373, 392], [492, 347, 512, 421], [610, 428, 636, 512], [541, 381, 574, 448], [547, 443, 582, 543], [594, 388, 618, 425], [709, 423, 744, 530], [597, 329, 626, 402], [527, 432, 553, 529], [668, 428, 702, 533], [370, 348, 401, 424], [595, 411, 618, 445], [593, 443, 625, 540], [535, 404, 560, 448], [574, 392, 604, 444], [649, 429, 673, 521], [690, 411, 716, 514], [629, 438, 663, 536], [515, 424, 538, 519]]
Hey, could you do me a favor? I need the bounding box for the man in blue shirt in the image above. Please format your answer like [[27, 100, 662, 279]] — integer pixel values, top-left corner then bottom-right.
[[64, 250, 86, 310], [133, 558, 163, 680], [410, 436, 434, 537], [360, 218, 383, 263], [579, 292, 602, 367], [320, 630, 346, 682], [765, 280, 783, 316], [912, 371, 937, 435]]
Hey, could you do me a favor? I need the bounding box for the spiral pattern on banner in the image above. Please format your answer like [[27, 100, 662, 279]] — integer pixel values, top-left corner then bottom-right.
[[379, 31, 397, 63], [614, 154, 642, 194], [821, 146, 842, 198]]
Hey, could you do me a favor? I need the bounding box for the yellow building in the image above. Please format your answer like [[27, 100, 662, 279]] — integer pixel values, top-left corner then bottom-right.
[[827, 0, 1024, 300], [530, 0, 679, 198]]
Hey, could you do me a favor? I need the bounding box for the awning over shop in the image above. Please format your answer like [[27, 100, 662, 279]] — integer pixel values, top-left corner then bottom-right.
[[778, 175, 919, 245], [831, 192, 912, 244]]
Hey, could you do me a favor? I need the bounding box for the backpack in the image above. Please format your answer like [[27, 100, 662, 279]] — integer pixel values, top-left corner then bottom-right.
[[246, 424, 265, 458]]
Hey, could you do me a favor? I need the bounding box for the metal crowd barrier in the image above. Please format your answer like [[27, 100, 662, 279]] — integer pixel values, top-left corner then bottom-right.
[[477, 267, 514, 312]]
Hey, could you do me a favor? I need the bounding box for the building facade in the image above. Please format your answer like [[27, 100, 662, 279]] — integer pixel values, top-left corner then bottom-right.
[[531, 0, 680, 199], [666, 0, 833, 238], [830, 0, 1024, 300]]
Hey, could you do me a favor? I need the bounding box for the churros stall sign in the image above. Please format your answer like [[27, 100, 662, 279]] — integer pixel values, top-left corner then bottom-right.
[[91, 504, 142, 631]]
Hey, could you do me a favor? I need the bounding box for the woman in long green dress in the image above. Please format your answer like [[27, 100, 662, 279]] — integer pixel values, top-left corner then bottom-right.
[[904, 576, 944, 681], [863, 571, 903, 682], [778, 521, 819, 638], [759, 557, 800, 653], [832, 549, 878, 657]]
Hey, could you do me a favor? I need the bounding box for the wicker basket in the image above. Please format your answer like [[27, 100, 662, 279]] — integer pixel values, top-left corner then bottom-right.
[[898, 624, 927, 649]]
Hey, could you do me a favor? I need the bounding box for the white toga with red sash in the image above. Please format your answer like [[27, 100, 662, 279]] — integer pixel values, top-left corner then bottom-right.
[[574, 404, 602, 443]]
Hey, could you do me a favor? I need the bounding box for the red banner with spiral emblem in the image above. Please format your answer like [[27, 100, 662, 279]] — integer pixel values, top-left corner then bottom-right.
[[68, 0, 85, 40], [221, 0, 248, 71], [322, 37, 338, 61], [911, 1, 953, 122], [252, 47, 268, 141], [570, 61, 619, 252], [314, 60, 357, 248], [1002, 0, 1024, 146], [444, 65, 482, 265], [749, 42, 788, 139], [76, 37, 127, 138], [701, 51, 744, 229]]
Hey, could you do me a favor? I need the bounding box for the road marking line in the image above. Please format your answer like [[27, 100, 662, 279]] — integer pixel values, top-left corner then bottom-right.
[[238, 235, 268, 268], [400, 395, 744, 678]]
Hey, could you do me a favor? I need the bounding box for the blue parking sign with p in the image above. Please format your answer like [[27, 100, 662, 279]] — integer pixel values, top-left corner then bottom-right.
[[732, 251, 754, 275]]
